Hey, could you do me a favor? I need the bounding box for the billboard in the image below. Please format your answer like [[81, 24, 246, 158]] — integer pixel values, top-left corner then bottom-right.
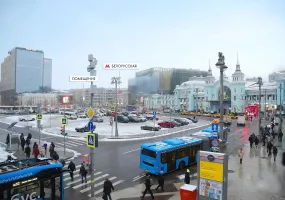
[[103, 63, 139, 70], [57, 95, 73, 104]]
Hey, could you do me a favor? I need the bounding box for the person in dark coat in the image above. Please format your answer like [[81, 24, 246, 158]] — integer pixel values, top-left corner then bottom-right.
[[20, 137, 25, 151], [103, 178, 114, 200], [49, 144, 54, 158], [184, 169, 190, 184], [156, 171, 165, 192], [249, 135, 254, 148], [267, 141, 273, 156], [254, 136, 259, 148], [5, 133, 10, 150], [24, 145, 31, 158], [68, 161, 76, 181], [79, 163, 87, 183], [140, 172, 154, 199], [26, 138, 30, 146], [273, 146, 278, 161], [20, 133, 24, 140], [52, 151, 59, 161], [278, 131, 283, 142], [51, 142, 55, 148], [27, 132, 32, 140], [262, 134, 266, 146]]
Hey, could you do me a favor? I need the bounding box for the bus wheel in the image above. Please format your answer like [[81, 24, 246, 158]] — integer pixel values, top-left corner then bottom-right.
[[179, 162, 185, 170]]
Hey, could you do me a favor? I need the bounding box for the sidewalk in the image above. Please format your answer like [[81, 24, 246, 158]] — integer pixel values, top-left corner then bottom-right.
[[90, 140, 285, 200]]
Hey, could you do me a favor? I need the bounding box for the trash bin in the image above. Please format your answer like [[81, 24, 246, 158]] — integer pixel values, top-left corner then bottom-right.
[[180, 184, 197, 200]]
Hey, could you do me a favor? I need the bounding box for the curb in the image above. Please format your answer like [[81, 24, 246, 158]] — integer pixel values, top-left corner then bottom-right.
[[100, 123, 212, 142]]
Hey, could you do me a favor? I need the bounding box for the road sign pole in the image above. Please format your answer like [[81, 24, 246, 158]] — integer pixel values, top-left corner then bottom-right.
[[37, 105, 41, 145], [63, 126, 66, 157]]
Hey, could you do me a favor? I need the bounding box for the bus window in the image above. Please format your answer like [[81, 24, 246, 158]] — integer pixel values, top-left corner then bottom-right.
[[177, 147, 188, 159], [43, 179, 52, 199], [55, 177, 62, 200], [0, 190, 8, 200], [141, 148, 157, 158], [189, 146, 196, 163], [161, 153, 166, 164], [10, 181, 41, 200]]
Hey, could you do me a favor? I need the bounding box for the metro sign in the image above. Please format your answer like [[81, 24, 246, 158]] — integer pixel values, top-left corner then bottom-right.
[[105, 64, 110, 68]]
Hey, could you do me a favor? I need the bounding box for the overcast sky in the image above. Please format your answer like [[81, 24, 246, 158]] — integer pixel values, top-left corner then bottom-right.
[[0, 0, 285, 90]]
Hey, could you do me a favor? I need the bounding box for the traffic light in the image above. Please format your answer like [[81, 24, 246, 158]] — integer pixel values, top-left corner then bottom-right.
[[60, 126, 67, 136]]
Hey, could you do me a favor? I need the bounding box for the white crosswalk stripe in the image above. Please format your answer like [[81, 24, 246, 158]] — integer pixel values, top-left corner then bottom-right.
[[62, 166, 125, 197], [53, 140, 86, 149]]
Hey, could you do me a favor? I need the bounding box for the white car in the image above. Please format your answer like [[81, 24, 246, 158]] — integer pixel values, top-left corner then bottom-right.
[[19, 116, 35, 122], [138, 115, 147, 122], [68, 115, 78, 120], [237, 116, 245, 126]]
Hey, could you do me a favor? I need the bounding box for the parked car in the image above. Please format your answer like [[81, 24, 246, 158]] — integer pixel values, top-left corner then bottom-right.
[[78, 114, 87, 118], [91, 115, 103, 122], [68, 114, 78, 120], [158, 121, 175, 128], [186, 117, 198, 123], [75, 123, 90, 132], [128, 116, 140, 122], [5, 110, 15, 115], [145, 114, 159, 120], [121, 112, 129, 116], [174, 118, 189, 125], [105, 111, 112, 116], [114, 115, 129, 123], [141, 124, 161, 131], [138, 115, 147, 122], [171, 120, 182, 127], [19, 116, 35, 122]]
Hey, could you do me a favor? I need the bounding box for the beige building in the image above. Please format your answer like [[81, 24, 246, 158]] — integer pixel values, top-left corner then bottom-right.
[[19, 93, 58, 107]]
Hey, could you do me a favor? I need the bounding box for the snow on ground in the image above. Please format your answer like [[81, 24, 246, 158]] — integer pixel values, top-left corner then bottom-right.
[[0, 146, 13, 162]]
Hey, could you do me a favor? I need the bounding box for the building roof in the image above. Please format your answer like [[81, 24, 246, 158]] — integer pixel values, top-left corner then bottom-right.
[[246, 81, 277, 91]]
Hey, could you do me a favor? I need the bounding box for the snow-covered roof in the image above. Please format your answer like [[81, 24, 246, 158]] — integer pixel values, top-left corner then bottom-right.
[[246, 81, 277, 91]]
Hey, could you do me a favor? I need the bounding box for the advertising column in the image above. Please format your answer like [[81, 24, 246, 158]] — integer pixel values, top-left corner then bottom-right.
[[197, 151, 228, 200]]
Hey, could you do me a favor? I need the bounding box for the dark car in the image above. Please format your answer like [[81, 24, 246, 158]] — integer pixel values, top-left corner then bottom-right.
[[114, 115, 129, 123], [145, 114, 159, 121], [186, 117, 198, 123], [128, 116, 140, 122], [141, 125, 161, 131], [174, 118, 189, 125], [158, 121, 175, 128], [171, 120, 182, 127], [75, 124, 90, 132], [121, 112, 129, 116], [91, 116, 103, 122], [105, 111, 112, 116]]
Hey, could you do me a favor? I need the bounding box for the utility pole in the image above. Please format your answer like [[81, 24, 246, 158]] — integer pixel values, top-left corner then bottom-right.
[[37, 104, 41, 145], [111, 77, 121, 137], [279, 83, 282, 132], [87, 54, 97, 198], [215, 52, 228, 148], [257, 77, 262, 134], [195, 88, 199, 113], [264, 89, 267, 117]]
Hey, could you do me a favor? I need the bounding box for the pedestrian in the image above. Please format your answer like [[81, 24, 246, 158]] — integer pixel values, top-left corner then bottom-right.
[[33, 145, 40, 159], [52, 151, 59, 161], [20, 133, 24, 140], [26, 137, 30, 146], [5, 133, 10, 150], [184, 169, 190, 184], [249, 135, 254, 148], [43, 143, 47, 156], [68, 161, 76, 181], [49, 144, 54, 158], [278, 131, 283, 142], [267, 141, 273, 156], [273, 146, 278, 161], [103, 178, 115, 200], [140, 172, 154, 199], [33, 142, 38, 149], [238, 148, 244, 164], [156, 171, 165, 192], [79, 163, 87, 183], [20, 137, 25, 151], [27, 132, 32, 140], [262, 134, 266, 146], [254, 136, 259, 148], [24, 145, 31, 158], [51, 142, 55, 149]]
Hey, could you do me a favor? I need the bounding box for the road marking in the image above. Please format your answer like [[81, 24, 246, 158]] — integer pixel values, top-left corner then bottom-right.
[[67, 140, 85, 145], [74, 174, 109, 190], [63, 165, 81, 176], [57, 142, 78, 147], [133, 174, 145, 182], [88, 180, 125, 197], [79, 175, 115, 193], [65, 171, 101, 185], [122, 148, 140, 155]]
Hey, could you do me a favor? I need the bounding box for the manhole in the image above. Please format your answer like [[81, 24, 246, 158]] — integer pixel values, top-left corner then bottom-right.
[[228, 170, 235, 173], [260, 156, 267, 159]]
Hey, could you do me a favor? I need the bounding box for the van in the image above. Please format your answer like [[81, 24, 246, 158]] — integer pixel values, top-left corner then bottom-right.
[[237, 116, 245, 126]]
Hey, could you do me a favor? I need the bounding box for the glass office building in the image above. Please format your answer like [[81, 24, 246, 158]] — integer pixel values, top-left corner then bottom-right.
[[0, 47, 51, 105]]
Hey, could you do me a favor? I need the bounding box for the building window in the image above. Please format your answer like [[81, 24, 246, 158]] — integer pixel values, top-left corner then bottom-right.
[[234, 88, 236, 93], [273, 95, 275, 100], [241, 88, 243, 92], [234, 96, 236, 101], [245, 96, 247, 100], [241, 95, 243, 100]]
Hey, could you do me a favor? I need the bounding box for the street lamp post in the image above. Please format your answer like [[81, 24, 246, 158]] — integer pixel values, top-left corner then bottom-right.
[[215, 52, 228, 145], [111, 77, 122, 137], [279, 83, 282, 133]]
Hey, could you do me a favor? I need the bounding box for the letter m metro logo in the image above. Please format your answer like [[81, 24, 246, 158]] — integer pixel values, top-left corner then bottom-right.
[[105, 64, 110, 68]]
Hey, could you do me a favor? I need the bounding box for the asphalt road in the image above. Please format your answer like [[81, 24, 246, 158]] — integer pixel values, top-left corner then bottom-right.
[[0, 115, 258, 199]]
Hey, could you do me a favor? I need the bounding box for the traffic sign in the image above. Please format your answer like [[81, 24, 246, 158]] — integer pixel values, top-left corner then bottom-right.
[[86, 132, 98, 148], [110, 106, 115, 112], [212, 139, 219, 147], [212, 123, 218, 132], [152, 111, 156, 116], [88, 121, 95, 132], [61, 117, 68, 126], [212, 132, 218, 138], [87, 107, 94, 118], [36, 113, 43, 121]]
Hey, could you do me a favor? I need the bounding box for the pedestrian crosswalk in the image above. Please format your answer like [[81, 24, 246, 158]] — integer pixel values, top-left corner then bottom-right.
[[54, 139, 86, 149], [62, 160, 125, 197]]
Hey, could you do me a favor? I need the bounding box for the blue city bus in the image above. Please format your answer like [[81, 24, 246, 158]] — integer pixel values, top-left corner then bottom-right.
[[0, 158, 64, 200], [140, 137, 203, 175]]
